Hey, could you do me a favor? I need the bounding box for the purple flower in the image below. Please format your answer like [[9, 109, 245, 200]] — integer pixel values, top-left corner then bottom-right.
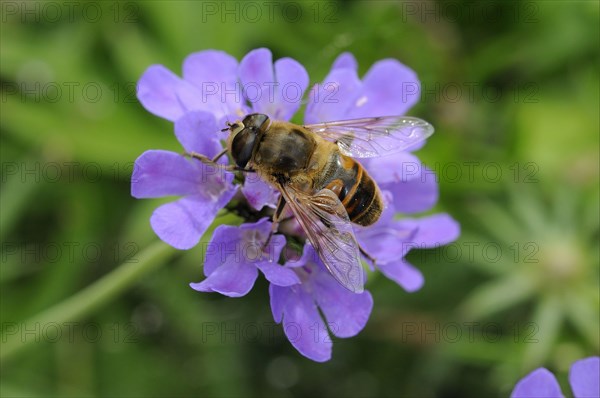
[[137, 49, 308, 124], [270, 244, 373, 362], [133, 48, 460, 361], [241, 174, 280, 211], [131, 111, 237, 249], [511, 356, 599, 398], [136, 48, 309, 211], [356, 200, 460, 291], [304, 52, 419, 123], [190, 218, 300, 297], [305, 53, 460, 291]]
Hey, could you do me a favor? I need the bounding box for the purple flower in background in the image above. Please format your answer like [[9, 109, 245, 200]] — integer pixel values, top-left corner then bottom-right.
[[270, 244, 373, 362], [511, 356, 599, 398], [133, 47, 460, 361]]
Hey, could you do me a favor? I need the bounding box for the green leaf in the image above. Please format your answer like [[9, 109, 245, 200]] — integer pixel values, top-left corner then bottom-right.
[[459, 272, 537, 319], [522, 295, 563, 370]]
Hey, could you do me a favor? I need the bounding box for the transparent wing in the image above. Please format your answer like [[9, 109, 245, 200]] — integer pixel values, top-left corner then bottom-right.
[[304, 116, 434, 158], [277, 183, 365, 293]]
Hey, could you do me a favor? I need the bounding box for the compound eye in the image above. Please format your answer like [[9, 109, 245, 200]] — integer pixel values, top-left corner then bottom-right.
[[243, 114, 269, 130], [231, 129, 256, 168]]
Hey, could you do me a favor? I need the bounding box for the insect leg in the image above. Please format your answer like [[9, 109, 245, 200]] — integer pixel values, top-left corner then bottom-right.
[[211, 148, 229, 162], [263, 195, 287, 249], [185, 151, 255, 173], [358, 243, 377, 267]]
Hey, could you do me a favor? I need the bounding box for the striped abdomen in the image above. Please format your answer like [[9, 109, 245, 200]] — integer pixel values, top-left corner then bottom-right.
[[322, 152, 383, 226]]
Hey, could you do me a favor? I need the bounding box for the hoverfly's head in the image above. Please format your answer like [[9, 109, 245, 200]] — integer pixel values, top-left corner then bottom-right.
[[226, 113, 270, 168]]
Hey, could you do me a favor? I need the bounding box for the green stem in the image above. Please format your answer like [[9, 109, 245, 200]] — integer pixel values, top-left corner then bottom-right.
[[1, 241, 176, 363]]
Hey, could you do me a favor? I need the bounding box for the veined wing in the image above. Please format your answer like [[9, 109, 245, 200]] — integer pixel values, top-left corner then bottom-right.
[[304, 116, 434, 158], [277, 183, 365, 293]]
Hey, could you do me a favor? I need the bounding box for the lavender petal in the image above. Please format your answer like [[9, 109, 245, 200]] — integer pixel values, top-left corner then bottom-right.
[[398, 213, 461, 249], [257, 261, 301, 287], [137, 65, 202, 122], [190, 258, 259, 297], [150, 184, 236, 250], [269, 283, 289, 323], [384, 164, 439, 214], [173, 111, 224, 157], [570, 356, 600, 398], [377, 259, 425, 292], [272, 57, 309, 120], [304, 68, 361, 124], [182, 50, 243, 118], [241, 177, 279, 211], [346, 59, 420, 119], [131, 150, 206, 198], [270, 284, 332, 362], [239, 48, 274, 115], [356, 221, 418, 265], [202, 224, 244, 277], [332, 52, 358, 71], [312, 268, 373, 338], [511, 368, 564, 398], [364, 152, 423, 184], [203, 218, 273, 276]]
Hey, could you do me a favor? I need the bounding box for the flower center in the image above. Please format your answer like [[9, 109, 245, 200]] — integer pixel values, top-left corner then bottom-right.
[[201, 167, 229, 200], [241, 229, 273, 262]]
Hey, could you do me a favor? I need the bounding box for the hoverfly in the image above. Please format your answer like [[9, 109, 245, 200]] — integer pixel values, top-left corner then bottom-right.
[[190, 114, 434, 293]]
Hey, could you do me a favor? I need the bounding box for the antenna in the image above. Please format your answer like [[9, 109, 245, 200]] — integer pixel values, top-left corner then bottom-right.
[[214, 100, 231, 162], [219, 100, 232, 133]]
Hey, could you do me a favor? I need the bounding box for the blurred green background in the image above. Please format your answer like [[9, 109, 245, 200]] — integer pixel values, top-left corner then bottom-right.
[[1, 1, 598, 397]]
